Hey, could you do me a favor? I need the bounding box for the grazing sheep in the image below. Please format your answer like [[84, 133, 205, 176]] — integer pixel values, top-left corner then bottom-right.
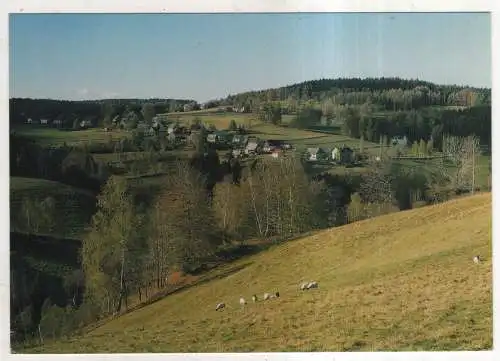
[[265, 292, 280, 300], [215, 302, 225, 311], [300, 282, 308, 291], [239, 297, 246, 306], [251, 294, 258, 302], [473, 255, 481, 264], [308, 281, 318, 289]]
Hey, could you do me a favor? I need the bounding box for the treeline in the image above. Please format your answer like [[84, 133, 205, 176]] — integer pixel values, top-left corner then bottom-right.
[[223, 77, 491, 111], [334, 104, 491, 149], [9, 97, 195, 127]]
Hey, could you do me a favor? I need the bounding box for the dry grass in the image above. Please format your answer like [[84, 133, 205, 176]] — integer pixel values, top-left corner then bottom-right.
[[28, 193, 492, 353]]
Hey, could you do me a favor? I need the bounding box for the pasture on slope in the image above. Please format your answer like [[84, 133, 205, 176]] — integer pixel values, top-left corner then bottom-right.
[[30, 193, 492, 353]]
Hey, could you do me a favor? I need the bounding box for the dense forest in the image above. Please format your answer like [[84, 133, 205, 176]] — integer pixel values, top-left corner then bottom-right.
[[222, 77, 491, 110]]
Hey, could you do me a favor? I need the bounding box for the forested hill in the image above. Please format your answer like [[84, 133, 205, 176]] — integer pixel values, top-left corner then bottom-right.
[[222, 77, 491, 110]]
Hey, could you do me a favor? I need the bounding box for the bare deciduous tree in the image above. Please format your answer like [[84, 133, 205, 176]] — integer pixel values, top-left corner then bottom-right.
[[442, 134, 480, 192]]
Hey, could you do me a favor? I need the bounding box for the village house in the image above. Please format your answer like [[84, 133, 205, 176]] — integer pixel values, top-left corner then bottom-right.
[[391, 135, 408, 147], [232, 134, 249, 148], [80, 119, 93, 129], [244, 138, 262, 156], [40, 119, 49, 125], [334, 146, 355, 164], [111, 115, 127, 129], [207, 130, 231, 144]]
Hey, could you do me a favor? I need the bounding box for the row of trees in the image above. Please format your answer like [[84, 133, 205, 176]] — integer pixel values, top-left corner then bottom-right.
[[223, 77, 490, 112], [9, 98, 195, 127]]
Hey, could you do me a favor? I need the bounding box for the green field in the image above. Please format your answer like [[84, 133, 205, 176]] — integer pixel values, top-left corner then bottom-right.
[[26, 192, 492, 353], [14, 127, 131, 147], [165, 111, 260, 130], [10, 177, 96, 239]]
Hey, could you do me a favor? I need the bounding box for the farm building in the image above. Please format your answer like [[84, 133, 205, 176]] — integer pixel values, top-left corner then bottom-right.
[[306, 147, 329, 162], [40, 119, 49, 125], [26, 118, 33, 124]]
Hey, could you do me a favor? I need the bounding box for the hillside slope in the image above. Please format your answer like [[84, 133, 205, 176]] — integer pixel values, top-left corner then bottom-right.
[[31, 193, 492, 352], [10, 177, 96, 239]]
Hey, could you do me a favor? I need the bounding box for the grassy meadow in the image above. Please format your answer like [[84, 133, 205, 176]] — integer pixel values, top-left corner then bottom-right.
[[25, 192, 492, 353], [14, 126, 131, 147]]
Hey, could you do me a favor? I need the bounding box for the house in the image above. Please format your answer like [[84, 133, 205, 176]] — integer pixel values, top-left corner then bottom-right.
[[111, 115, 127, 129], [80, 119, 92, 129], [391, 135, 408, 147], [40, 119, 49, 125], [232, 134, 249, 148], [331, 145, 355, 164], [262, 139, 285, 153], [52, 119, 63, 127], [306, 147, 329, 162], [271, 150, 280, 159], [245, 139, 262, 155], [144, 127, 156, 137], [26, 118, 33, 124], [207, 131, 230, 144]]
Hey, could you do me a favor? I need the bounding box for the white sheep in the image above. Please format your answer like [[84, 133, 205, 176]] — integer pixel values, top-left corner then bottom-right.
[[300, 282, 308, 291], [251, 294, 258, 302], [473, 255, 481, 264], [265, 291, 280, 300], [215, 302, 225, 311], [307, 281, 318, 289], [239, 297, 246, 306]]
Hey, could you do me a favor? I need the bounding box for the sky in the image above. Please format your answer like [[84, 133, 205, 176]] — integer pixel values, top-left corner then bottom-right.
[[9, 12, 491, 102]]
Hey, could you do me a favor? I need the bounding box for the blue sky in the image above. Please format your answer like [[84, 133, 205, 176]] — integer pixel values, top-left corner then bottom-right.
[[9, 12, 491, 102]]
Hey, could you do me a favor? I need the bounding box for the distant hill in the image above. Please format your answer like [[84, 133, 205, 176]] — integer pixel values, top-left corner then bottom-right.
[[220, 77, 491, 110], [29, 192, 492, 353]]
